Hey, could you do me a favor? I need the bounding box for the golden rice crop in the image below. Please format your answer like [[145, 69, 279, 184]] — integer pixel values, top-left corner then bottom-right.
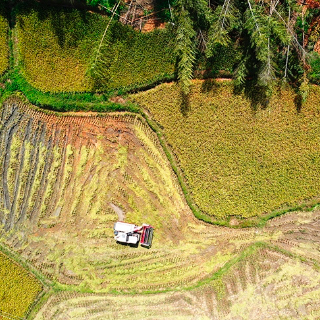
[[0, 252, 42, 318], [0, 10, 9, 75], [131, 80, 320, 219], [15, 4, 174, 93], [16, 4, 106, 92]]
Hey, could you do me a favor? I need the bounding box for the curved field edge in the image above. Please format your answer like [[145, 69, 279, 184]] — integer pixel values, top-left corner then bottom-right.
[[0, 245, 43, 319], [142, 106, 320, 228], [0, 96, 211, 293], [2, 206, 319, 319], [1, 95, 308, 296], [0, 96, 319, 319], [130, 80, 320, 223]]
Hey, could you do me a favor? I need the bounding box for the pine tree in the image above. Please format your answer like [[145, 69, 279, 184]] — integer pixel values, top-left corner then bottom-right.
[[170, 0, 316, 98], [172, 0, 210, 94], [206, 0, 295, 95]]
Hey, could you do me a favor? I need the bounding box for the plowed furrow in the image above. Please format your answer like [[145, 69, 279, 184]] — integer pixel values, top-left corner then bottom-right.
[[47, 127, 68, 217], [29, 135, 53, 225], [11, 119, 35, 228], [18, 122, 45, 224], [9, 118, 33, 229], [2, 114, 24, 227]]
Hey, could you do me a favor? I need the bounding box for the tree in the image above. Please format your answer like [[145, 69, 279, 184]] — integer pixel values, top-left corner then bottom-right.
[[172, 0, 210, 94], [172, 0, 318, 98]]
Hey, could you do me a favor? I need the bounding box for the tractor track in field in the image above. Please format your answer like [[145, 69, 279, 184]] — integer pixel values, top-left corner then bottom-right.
[[30, 135, 53, 224], [8, 117, 32, 230], [18, 122, 45, 225], [1, 107, 23, 215]]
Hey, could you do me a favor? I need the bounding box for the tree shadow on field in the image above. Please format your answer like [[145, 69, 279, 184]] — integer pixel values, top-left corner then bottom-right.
[[233, 80, 269, 112], [294, 92, 303, 113], [14, 0, 89, 48], [201, 79, 219, 93], [37, 5, 88, 48], [200, 78, 220, 94], [180, 91, 191, 117]]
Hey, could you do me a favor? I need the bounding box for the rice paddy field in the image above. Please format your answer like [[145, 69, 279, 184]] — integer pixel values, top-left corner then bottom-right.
[[1, 2, 320, 319], [1, 96, 320, 319], [0, 8, 9, 75], [15, 3, 174, 93], [0, 251, 42, 319], [131, 80, 320, 220]]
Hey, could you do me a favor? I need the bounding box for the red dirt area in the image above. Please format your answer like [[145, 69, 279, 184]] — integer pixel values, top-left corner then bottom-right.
[[298, 0, 320, 8], [142, 19, 165, 33], [120, 0, 166, 32]]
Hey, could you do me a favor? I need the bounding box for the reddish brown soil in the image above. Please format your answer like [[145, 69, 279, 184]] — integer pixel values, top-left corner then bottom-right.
[[120, 0, 166, 32]]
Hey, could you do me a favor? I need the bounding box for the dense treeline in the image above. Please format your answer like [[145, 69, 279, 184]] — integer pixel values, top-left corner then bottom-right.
[[2, 0, 320, 98], [172, 0, 320, 97]]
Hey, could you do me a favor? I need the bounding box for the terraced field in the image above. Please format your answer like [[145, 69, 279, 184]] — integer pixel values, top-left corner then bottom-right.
[[1, 97, 320, 319], [15, 3, 174, 93], [0, 251, 42, 319], [0, 96, 194, 292], [0, 8, 9, 75], [32, 209, 320, 319], [0, 0, 320, 318], [131, 81, 320, 221]]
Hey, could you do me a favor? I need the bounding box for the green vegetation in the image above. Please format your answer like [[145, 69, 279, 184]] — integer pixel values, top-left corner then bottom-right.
[[91, 23, 175, 91], [1, 2, 320, 319], [170, 0, 320, 98], [5, 71, 140, 112], [0, 8, 9, 75], [131, 80, 320, 220], [0, 252, 42, 318], [15, 3, 105, 92]]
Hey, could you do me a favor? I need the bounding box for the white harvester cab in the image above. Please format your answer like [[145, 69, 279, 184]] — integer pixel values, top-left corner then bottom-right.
[[113, 222, 141, 245]]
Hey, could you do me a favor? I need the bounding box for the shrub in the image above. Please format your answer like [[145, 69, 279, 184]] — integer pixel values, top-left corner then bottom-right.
[[309, 51, 320, 84]]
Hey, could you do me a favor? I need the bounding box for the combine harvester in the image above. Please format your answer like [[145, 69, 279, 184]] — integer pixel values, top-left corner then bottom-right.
[[113, 222, 154, 248]]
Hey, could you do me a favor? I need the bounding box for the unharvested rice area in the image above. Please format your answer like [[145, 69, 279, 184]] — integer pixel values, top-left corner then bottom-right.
[[15, 4, 174, 93], [0, 9, 9, 75], [15, 5, 105, 92], [131, 81, 320, 219], [0, 251, 42, 318]]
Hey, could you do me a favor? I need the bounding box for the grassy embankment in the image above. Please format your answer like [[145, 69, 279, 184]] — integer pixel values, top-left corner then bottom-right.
[[0, 251, 42, 319], [131, 80, 320, 223]]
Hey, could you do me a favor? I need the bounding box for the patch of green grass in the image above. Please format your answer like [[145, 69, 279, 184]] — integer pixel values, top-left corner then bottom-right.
[[131, 81, 320, 220], [0, 252, 42, 318], [0, 8, 9, 75], [5, 71, 140, 112]]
